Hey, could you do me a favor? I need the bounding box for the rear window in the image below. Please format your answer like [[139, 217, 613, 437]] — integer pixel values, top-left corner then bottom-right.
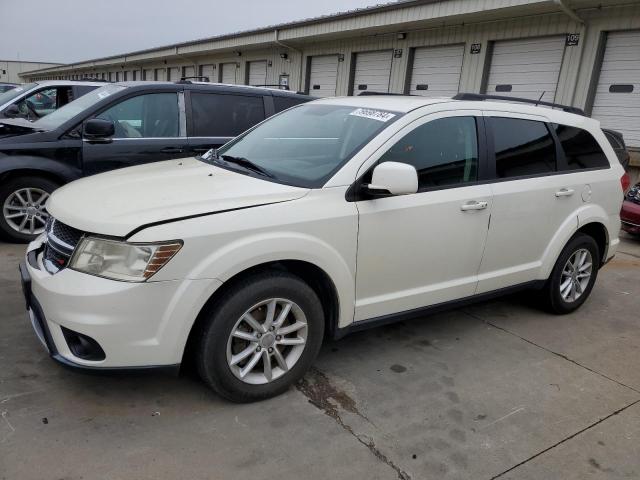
[[273, 95, 307, 113], [553, 124, 610, 170], [490, 117, 556, 178], [191, 93, 265, 137]]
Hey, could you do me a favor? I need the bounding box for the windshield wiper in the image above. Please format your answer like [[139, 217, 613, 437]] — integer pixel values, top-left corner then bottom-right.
[[220, 154, 275, 179]]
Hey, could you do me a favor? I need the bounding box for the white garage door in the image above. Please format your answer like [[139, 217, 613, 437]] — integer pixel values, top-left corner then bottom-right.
[[485, 36, 566, 102], [221, 63, 237, 84], [167, 67, 180, 81], [591, 30, 640, 148], [409, 44, 464, 97], [182, 66, 195, 79], [308, 55, 339, 97], [143, 69, 153, 81], [352, 50, 393, 95], [154, 68, 166, 81], [199, 64, 215, 82], [248, 60, 267, 86]]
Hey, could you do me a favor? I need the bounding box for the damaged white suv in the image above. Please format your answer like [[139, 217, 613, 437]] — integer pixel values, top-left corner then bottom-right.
[[20, 94, 626, 402]]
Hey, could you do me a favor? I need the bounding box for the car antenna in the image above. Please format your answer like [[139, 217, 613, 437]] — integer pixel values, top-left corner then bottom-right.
[[535, 91, 546, 106]]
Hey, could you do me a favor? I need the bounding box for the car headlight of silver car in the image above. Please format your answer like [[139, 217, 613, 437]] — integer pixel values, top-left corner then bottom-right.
[[69, 237, 182, 282]]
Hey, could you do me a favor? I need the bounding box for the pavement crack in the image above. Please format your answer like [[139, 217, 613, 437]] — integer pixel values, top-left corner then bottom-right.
[[296, 367, 411, 480], [463, 310, 640, 395], [487, 398, 640, 479]]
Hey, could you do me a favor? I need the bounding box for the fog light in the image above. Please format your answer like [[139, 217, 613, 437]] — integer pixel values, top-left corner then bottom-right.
[[61, 327, 106, 361]]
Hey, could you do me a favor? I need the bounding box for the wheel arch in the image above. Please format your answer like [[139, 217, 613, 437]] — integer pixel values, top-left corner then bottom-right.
[[0, 156, 81, 185], [182, 259, 341, 366]]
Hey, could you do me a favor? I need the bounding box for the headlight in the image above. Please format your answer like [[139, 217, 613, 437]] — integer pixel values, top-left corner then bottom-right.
[[69, 237, 182, 282]]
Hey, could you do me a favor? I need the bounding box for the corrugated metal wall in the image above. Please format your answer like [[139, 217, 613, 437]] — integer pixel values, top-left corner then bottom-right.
[[22, 2, 640, 150]]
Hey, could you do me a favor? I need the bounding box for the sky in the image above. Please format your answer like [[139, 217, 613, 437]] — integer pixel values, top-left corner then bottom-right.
[[0, 0, 383, 64]]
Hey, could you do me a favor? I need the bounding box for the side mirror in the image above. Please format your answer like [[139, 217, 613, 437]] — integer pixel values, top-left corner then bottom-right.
[[4, 104, 21, 118], [365, 161, 418, 196], [84, 118, 115, 140]]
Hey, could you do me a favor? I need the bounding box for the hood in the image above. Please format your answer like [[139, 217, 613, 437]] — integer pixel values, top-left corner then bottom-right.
[[0, 118, 44, 138], [47, 157, 309, 237]]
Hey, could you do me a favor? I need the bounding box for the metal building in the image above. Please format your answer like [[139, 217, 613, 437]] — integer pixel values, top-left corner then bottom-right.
[[19, 0, 640, 156], [0, 60, 61, 84]]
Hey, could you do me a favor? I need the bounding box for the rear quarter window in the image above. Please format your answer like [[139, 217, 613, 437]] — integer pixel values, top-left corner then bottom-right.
[[273, 95, 308, 113], [553, 125, 610, 170]]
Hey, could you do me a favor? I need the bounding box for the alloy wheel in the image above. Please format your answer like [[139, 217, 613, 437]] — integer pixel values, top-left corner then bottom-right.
[[559, 248, 593, 303], [2, 187, 50, 235], [226, 298, 308, 385]]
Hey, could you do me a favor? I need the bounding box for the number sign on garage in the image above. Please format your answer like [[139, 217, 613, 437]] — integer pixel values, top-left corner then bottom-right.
[[308, 55, 339, 98], [484, 36, 566, 102], [351, 50, 393, 95], [591, 30, 640, 148], [408, 44, 464, 97]]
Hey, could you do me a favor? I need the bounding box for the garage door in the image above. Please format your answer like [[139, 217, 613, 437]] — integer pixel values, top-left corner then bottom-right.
[[143, 69, 153, 81], [591, 30, 640, 148], [485, 36, 566, 102], [199, 64, 215, 82], [409, 44, 464, 97], [154, 68, 166, 81], [221, 63, 237, 84], [248, 60, 267, 86], [167, 67, 180, 82], [182, 66, 195, 79], [352, 50, 393, 95], [308, 55, 339, 97]]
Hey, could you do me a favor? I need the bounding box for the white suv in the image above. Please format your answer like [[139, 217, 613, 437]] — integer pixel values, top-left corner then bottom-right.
[[20, 95, 626, 401]]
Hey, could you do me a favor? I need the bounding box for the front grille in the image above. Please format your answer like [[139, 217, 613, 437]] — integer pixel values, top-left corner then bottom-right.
[[43, 218, 85, 274]]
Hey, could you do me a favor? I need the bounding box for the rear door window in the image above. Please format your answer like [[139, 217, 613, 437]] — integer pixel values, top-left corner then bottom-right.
[[190, 93, 265, 137], [490, 117, 556, 178], [553, 124, 610, 170]]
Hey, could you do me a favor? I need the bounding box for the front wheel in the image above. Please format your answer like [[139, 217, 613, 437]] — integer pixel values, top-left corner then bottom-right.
[[196, 271, 325, 402], [0, 176, 58, 243], [543, 233, 600, 314]]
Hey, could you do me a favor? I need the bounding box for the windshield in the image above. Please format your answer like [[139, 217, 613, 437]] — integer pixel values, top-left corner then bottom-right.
[[213, 104, 401, 187], [33, 84, 126, 130], [0, 83, 36, 105]]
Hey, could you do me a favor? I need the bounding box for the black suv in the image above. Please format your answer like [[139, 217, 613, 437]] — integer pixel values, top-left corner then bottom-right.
[[0, 81, 311, 242]]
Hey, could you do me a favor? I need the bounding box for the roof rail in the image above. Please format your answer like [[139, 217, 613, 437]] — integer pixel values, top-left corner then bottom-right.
[[453, 93, 586, 116], [251, 84, 290, 91], [358, 91, 414, 96], [177, 76, 212, 83]]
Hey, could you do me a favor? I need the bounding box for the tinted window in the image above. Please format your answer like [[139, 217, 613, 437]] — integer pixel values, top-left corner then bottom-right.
[[378, 116, 478, 189], [96, 93, 179, 138], [191, 93, 264, 137], [491, 118, 556, 178], [273, 96, 306, 113], [553, 124, 609, 170]]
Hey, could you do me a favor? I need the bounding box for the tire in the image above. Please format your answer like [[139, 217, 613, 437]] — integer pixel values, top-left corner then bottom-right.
[[543, 233, 600, 314], [196, 271, 325, 402], [0, 176, 59, 243]]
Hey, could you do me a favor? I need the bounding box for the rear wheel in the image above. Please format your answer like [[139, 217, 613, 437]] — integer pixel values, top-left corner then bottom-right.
[[543, 233, 600, 314], [0, 176, 58, 243], [196, 271, 324, 402]]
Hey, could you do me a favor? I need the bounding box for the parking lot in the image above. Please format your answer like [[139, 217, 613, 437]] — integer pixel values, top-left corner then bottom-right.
[[0, 235, 637, 479]]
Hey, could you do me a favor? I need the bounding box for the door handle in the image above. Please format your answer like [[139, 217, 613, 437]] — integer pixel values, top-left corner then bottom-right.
[[555, 188, 575, 197], [160, 147, 184, 154], [460, 200, 488, 211], [192, 147, 211, 153]]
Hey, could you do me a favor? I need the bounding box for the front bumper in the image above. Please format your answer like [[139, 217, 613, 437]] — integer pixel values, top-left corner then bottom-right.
[[21, 238, 221, 370]]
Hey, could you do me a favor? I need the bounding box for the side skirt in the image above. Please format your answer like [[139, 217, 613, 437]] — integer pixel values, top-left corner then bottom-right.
[[333, 280, 546, 340]]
